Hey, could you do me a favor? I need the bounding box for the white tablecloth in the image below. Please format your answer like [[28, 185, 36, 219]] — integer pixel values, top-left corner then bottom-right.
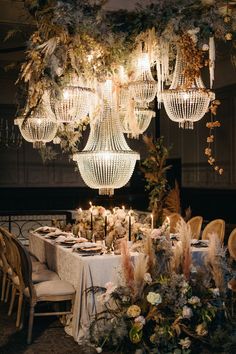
[[29, 232, 129, 343]]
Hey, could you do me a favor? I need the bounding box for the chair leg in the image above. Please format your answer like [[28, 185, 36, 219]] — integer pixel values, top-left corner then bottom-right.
[[16, 292, 23, 328], [19, 299, 26, 330], [27, 304, 35, 345], [8, 284, 16, 316], [4, 278, 11, 303], [1, 273, 6, 301]]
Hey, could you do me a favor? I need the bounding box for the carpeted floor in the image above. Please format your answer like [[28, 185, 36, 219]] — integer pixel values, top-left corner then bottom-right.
[[0, 300, 98, 354]]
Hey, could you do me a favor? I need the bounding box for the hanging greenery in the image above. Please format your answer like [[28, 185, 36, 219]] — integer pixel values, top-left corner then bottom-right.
[[17, 0, 236, 115], [140, 135, 172, 227]]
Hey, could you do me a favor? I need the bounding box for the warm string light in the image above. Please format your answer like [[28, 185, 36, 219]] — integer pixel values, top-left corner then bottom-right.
[[204, 100, 223, 175]]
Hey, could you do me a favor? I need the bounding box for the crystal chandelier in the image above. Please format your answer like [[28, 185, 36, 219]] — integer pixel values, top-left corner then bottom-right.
[[121, 107, 155, 139], [161, 50, 215, 129], [129, 52, 157, 104], [14, 99, 58, 149], [50, 75, 94, 123], [73, 80, 140, 195]]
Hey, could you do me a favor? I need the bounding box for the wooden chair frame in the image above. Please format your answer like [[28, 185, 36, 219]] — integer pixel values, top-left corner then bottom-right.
[[201, 219, 225, 244]]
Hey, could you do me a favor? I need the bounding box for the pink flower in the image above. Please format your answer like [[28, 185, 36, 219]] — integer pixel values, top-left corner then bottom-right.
[[151, 228, 162, 239]]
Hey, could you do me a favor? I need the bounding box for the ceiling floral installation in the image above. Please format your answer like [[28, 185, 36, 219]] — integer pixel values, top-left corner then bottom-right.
[[14, 0, 236, 187]]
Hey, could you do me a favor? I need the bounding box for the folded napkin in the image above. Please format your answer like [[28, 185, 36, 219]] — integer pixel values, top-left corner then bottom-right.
[[191, 239, 209, 248], [72, 242, 97, 250], [34, 226, 60, 233], [76, 237, 88, 243]]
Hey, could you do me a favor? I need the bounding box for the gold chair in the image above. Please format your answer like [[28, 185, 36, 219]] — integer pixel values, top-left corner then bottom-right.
[[187, 216, 203, 239], [168, 213, 184, 233], [0, 234, 12, 302], [228, 228, 236, 260], [201, 219, 225, 244], [0, 227, 60, 327], [11, 234, 75, 344]]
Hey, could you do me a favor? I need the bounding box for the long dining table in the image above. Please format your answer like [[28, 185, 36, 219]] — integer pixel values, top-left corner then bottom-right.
[[28, 232, 208, 343], [28, 232, 132, 343]]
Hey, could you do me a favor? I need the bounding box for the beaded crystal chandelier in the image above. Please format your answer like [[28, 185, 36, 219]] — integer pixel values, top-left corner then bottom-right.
[[161, 50, 215, 129], [73, 80, 140, 195], [121, 107, 155, 138], [129, 52, 157, 104], [14, 98, 58, 149], [50, 75, 94, 123]]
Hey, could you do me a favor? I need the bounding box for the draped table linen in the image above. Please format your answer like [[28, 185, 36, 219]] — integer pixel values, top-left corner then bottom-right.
[[29, 232, 128, 343], [29, 233, 208, 343]]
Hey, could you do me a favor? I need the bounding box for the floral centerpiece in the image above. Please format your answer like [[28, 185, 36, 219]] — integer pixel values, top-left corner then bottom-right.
[[73, 206, 152, 248], [86, 220, 235, 353]]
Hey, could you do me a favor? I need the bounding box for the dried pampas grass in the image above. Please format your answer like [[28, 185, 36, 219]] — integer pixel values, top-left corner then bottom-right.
[[144, 235, 156, 274], [174, 219, 192, 280], [133, 254, 149, 299], [204, 233, 226, 292], [120, 239, 134, 290]]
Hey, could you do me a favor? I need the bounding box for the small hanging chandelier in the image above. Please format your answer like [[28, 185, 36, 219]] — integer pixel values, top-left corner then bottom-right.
[[50, 75, 94, 123], [161, 50, 215, 129], [73, 80, 140, 195], [129, 52, 157, 104], [14, 97, 58, 149], [120, 106, 155, 139]]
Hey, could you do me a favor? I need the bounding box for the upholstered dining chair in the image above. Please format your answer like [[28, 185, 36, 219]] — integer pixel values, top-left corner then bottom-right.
[[201, 219, 225, 244], [187, 216, 203, 239], [168, 213, 184, 233], [0, 227, 60, 326], [0, 234, 12, 302], [228, 228, 236, 260], [0, 230, 16, 303], [11, 235, 75, 344]]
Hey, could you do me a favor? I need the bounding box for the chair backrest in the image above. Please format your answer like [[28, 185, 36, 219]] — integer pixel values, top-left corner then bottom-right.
[[0, 227, 20, 277], [10, 235, 34, 296], [0, 233, 10, 271], [168, 213, 184, 233], [228, 228, 236, 260], [187, 216, 203, 239], [201, 219, 225, 244]]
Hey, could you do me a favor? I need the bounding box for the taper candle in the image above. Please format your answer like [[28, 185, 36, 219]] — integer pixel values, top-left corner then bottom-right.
[[151, 213, 154, 230], [128, 210, 132, 241], [89, 201, 93, 231]]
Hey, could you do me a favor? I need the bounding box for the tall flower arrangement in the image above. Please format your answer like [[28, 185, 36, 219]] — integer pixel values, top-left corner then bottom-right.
[[87, 220, 235, 354]]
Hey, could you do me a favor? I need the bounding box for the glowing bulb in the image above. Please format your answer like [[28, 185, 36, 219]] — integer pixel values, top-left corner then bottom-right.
[[183, 92, 190, 100], [63, 89, 70, 100]]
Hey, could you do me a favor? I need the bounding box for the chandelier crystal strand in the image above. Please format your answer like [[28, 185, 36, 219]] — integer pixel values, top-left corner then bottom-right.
[[14, 92, 58, 149], [73, 79, 140, 195], [161, 50, 215, 129], [121, 103, 155, 139], [129, 52, 157, 104], [50, 74, 94, 123]]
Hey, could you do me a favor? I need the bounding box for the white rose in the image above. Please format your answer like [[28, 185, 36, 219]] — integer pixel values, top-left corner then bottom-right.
[[188, 296, 201, 306], [182, 306, 193, 319], [147, 292, 162, 305], [144, 273, 152, 284], [179, 337, 191, 349]]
